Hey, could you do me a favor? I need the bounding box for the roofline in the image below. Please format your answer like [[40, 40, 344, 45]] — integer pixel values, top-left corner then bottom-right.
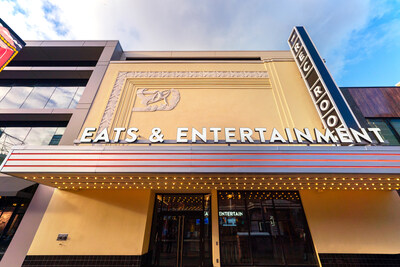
[[23, 40, 120, 47], [122, 50, 293, 61]]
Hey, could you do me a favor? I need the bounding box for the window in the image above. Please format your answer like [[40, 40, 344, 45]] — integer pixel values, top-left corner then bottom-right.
[[0, 127, 65, 164], [0, 87, 33, 109], [367, 118, 400, 145], [218, 191, 318, 266], [0, 86, 85, 109], [20, 87, 57, 109]]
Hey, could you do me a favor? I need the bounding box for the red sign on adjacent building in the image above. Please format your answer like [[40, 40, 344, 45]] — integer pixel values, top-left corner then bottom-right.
[[0, 18, 25, 72]]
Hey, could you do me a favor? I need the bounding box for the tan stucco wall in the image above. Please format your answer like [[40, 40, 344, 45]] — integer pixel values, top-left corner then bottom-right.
[[28, 189, 154, 255], [301, 190, 400, 254], [79, 60, 323, 142]]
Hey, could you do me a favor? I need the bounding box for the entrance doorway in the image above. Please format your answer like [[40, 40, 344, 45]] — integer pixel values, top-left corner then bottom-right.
[[218, 191, 319, 266], [148, 194, 212, 267]]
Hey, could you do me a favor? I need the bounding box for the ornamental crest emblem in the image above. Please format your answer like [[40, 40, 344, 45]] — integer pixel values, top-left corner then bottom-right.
[[132, 88, 180, 112]]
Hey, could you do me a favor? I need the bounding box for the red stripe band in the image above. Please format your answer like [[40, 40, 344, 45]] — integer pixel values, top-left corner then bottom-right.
[[6, 158, 400, 162], [3, 165, 400, 168], [10, 152, 400, 156]]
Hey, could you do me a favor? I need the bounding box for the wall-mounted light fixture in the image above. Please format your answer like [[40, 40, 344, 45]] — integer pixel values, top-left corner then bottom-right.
[[57, 233, 68, 241]]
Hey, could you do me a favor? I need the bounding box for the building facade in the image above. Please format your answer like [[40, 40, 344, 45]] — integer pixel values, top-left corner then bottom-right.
[[0, 28, 400, 267]]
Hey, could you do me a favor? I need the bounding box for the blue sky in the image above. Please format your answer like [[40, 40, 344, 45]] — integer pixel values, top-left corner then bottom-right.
[[1, 0, 399, 87]]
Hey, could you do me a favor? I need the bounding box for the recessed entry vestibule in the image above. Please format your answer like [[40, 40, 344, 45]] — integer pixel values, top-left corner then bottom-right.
[[148, 194, 213, 267], [147, 191, 319, 267]]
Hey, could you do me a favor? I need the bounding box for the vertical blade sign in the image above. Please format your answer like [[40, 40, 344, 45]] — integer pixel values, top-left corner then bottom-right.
[[288, 26, 360, 131]]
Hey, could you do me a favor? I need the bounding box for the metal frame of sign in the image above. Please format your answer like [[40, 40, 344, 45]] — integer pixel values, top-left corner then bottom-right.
[[288, 26, 360, 131]]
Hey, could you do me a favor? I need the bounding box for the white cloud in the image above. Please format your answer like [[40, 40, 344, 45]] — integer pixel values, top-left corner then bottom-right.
[[1, 0, 397, 78], [1, 0, 68, 39]]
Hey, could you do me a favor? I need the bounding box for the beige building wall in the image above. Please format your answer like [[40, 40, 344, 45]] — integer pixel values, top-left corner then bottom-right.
[[301, 190, 400, 254], [28, 189, 154, 255], [79, 60, 323, 143]]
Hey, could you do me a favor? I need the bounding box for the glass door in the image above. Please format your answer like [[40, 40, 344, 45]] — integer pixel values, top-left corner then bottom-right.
[[181, 213, 203, 267], [156, 215, 179, 267], [155, 212, 204, 267], [150, 194, 212, 267]]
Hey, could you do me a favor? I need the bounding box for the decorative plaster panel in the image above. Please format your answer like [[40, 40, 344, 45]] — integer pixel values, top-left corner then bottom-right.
[[98, 71, 269, 133]]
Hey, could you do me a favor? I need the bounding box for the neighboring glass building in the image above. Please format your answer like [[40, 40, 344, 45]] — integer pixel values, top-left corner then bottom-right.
[[0, 29, 399, 267], [0, 86, 85, 109], [0, 40, 123, 265]]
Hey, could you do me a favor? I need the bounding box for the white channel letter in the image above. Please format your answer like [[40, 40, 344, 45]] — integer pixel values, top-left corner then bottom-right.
[[294, 128, 313, 143], [368, 128, 385, 143], [270, 128, 286, 143], [319, 100, 331, 111], [254, 128, 267, 143], [313, 86, 323, 98], [314, 128, 337, 143], [125, 128, 138, 143], [350, 128, 372, 143], [177, 128, 188, 143], [80, 127, 96, 143], [298, 52, 306, 62], [335, 128, 353, 143], [192, 128, 207, 143], [290, 32, 297, 43], [210, 128, 221, 143], [303, 61, 311, 72], [326, 115, 339, 127], [113, 128, 126, 142], [225, 128, 237, 143], [93, 128, 109, 143], [285, 128, 294, 143], [294, 42, 301, 53], [239, 128, 254, 143]]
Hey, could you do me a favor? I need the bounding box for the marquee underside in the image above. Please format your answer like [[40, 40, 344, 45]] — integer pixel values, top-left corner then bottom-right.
[[1, 145, 399, 191]]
